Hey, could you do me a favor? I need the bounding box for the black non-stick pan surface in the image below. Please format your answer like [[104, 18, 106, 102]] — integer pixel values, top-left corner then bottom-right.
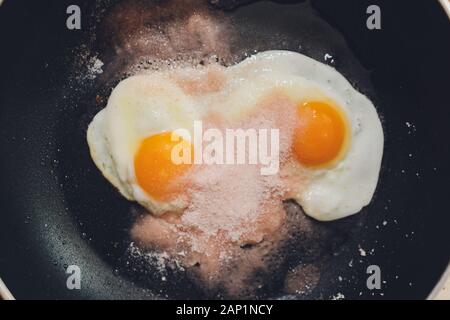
[[0, 0, 449, 300]]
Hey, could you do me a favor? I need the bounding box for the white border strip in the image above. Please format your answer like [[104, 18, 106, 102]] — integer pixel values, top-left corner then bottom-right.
[[0, 278, 15, 300]]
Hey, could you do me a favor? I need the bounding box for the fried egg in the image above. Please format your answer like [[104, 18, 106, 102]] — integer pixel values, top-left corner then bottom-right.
[[87, 50, 383, 221], [87, 74, 200, 214]]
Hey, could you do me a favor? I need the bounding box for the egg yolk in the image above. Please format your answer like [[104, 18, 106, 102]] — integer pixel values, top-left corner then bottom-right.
[[134, 132, 193, 200], [293, 101, 349, 167]]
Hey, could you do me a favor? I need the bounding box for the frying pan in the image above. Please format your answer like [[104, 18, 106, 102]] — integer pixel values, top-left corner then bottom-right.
[[0, 0, 449, 300]]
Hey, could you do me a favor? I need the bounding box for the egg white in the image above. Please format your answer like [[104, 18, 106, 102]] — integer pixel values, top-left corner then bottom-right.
[[87, 50, 384, 221]]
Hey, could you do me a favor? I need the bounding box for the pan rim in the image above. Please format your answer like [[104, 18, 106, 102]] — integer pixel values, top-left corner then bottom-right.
[[0, 278, 15, 300], [428, 263, 450, 300], [438, 0, 450, 18], [1, 0, 15, 288], [0, 0, 12, 300], [427, 1, 450, 301]]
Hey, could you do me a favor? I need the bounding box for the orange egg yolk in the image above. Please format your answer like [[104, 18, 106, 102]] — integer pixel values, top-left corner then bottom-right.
[[134, 132, 193, 200], [293, 101, 349, 167]]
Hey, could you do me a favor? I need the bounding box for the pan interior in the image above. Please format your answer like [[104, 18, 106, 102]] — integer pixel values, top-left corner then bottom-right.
[[0, 0, 449, 299]]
